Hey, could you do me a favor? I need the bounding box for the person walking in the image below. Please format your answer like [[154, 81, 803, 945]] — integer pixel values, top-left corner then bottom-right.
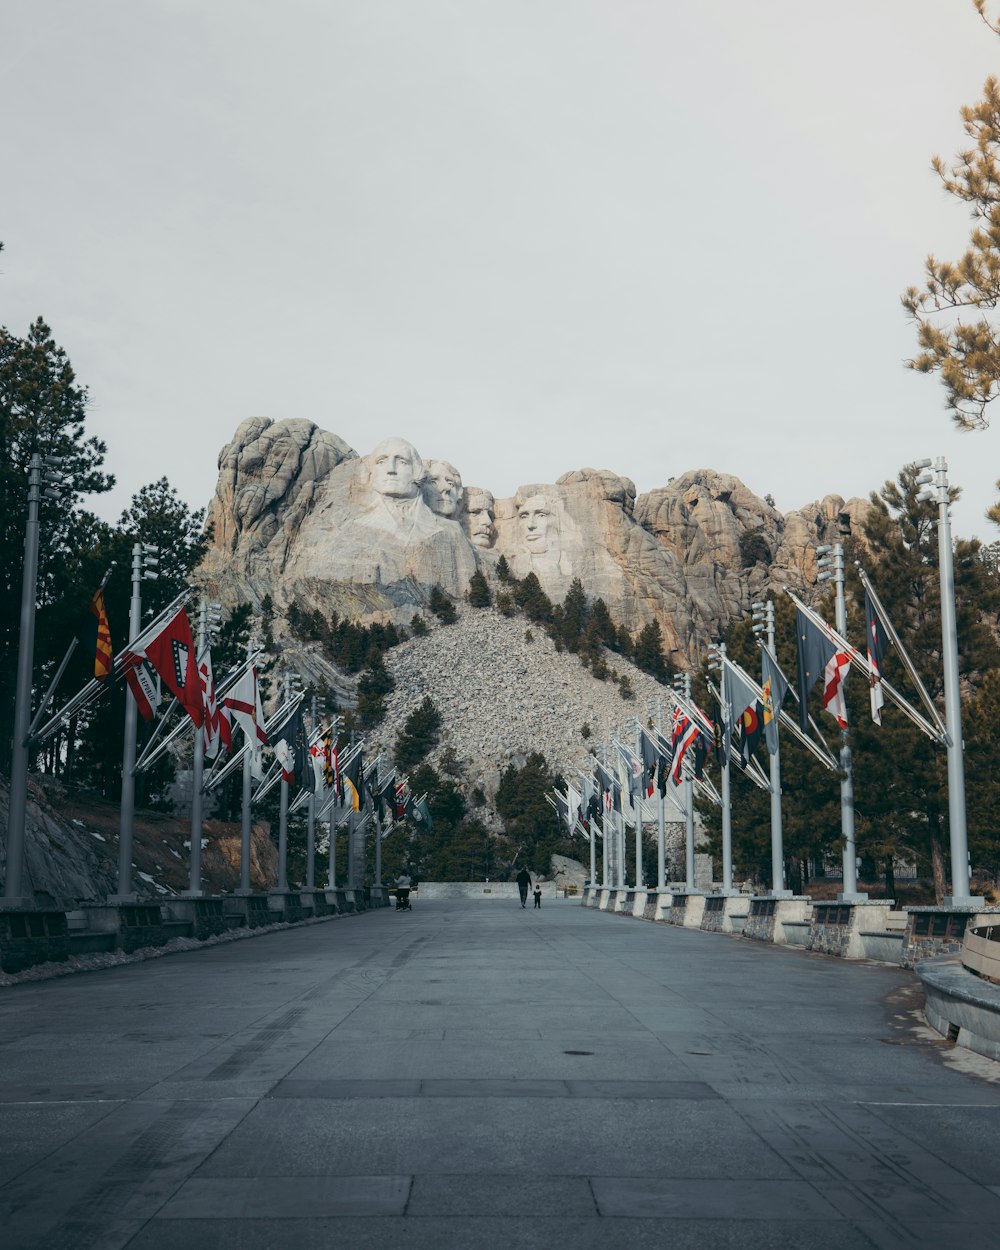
[[515, 864, 532, 908], [533, 883, 542, 909], [395, 870, 412, 911]]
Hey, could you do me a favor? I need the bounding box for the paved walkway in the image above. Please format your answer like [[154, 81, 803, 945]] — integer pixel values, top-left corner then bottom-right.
[[2, 899, 1000, 1249]]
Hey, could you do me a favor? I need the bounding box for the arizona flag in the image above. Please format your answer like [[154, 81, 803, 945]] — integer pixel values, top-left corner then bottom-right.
[[134, 606, 203, 728], [78, 584, 113, 681]]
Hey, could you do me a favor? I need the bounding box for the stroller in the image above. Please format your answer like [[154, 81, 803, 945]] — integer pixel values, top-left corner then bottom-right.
[[394, 886, 411, 911]]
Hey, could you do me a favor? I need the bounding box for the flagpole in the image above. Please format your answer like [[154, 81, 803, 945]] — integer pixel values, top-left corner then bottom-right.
[[815, 542, 864, 900], [753, 603, 789, 897], [185, 601, 210, 898], [916, 458, 981, 906], [112, 543, 158, 901], [707, 647, 733, 892], [673, 674, 696, 889]]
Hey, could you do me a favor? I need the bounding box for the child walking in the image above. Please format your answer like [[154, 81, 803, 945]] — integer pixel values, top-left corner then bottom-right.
[[533, 883, 542, 909]]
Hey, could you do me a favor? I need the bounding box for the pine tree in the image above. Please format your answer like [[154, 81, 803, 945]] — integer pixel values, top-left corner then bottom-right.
[[0, 316, 114, 770], [559, 578, 588, 650], [633, 620, 670, 683], [394, 696, 443, 770], [429, 584, 457, 625], [467, 570, 492, 607], [903, 3, 1000, 438]]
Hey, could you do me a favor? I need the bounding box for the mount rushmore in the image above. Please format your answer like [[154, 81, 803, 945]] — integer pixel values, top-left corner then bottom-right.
[[198, 416, 871, 664]]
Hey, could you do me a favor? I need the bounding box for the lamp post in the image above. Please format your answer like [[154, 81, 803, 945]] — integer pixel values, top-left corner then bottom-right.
[[673, 672, 695, 890], [237, 638, 260, 896], [915, 457, 982, 907], [647, 696, 667, 890], [277, 670, 301, 893], [752, 601, 790, 897], [184, 600, 221, 898], [4, 453, 67, 906], [816, 542, 864, 901], [307, 693, 324, 892], [707, 643, 733, 892], [114, 542, 159, 901]]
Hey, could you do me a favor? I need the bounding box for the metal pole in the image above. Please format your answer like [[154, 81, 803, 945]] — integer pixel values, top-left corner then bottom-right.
[[822, 543, 861, 901], [115, 544, 145, 900], [653, 698, 666, 890], [306, 695, 317, 891], [374, 805, 382, 888], [759, 603, 788, 898], [277, 671, 290, 892], [921, 457, 979, 905], [589, 813, 596, 887], [239, 641, 254, 894], [240, 745, 253, 892], [4, 454, 44, 904], [677, 673, 696, 889], [186, 600, 207, 897], [720, 655, 733, 891]]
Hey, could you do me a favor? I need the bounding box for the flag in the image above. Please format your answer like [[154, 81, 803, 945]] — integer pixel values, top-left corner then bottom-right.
[[78, 584, 113, 681], [738, 700, 764, 765], [322, 731, 335, 788], [123, 655, 159, 722], [342, 749, 363, 811], [640, 730, 660, 797], [566, 782, 581, 831], [413, 795, 433, 831], [795, 608, 850, 730], [693, 732, 708, 780], [198, 650, 231, 759], [553, 791, 569, 826], [135, 605, 203, 728], [672, 717, 700, 784], [713, 696, 729, 767], [223, 665, 267, 780], [760, 649, 789, 756], [310, 732, 328, 792], [864, 588, 890, 726], [723, 666, 760, 762], [270, 704, 312, 788]]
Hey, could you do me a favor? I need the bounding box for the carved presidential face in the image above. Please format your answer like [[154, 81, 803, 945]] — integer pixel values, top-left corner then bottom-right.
[[367, 438, 423, 499], [464, 488, 495, 549], [423, 459, 463, 516], [518, 494, 555, 554]]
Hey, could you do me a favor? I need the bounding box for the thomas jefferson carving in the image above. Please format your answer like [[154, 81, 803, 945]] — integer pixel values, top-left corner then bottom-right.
[[422, 459, 464, 517]]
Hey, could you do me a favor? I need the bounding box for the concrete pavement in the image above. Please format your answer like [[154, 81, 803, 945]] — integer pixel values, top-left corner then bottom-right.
[[1, 898, 999, 1248]]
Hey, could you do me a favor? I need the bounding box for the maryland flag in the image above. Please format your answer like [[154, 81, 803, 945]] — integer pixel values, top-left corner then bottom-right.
[[322, 731, 335, 789], [78, 584, 113, 681]]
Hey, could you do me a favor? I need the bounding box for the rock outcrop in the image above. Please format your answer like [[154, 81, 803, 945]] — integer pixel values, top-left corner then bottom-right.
[[199, 418, 871, 666]]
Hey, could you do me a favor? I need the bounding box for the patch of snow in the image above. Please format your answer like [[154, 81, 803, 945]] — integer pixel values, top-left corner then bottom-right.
[[137, 871, 169, 894], [88, 831, 106, 842]]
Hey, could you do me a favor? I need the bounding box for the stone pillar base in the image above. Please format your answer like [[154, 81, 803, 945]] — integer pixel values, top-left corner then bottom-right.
[[744, 895, 810, 944], [807, 899, 897, 959]]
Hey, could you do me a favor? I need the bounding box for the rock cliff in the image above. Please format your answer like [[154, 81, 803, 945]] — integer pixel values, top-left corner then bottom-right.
[[198, 418, 870, 666]]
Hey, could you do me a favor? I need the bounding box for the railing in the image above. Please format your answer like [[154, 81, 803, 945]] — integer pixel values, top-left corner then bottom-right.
[[961, 924, 1000, 985]]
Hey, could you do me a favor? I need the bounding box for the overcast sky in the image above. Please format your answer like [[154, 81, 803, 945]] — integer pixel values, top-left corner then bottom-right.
[[3, 0, 999, 539]]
